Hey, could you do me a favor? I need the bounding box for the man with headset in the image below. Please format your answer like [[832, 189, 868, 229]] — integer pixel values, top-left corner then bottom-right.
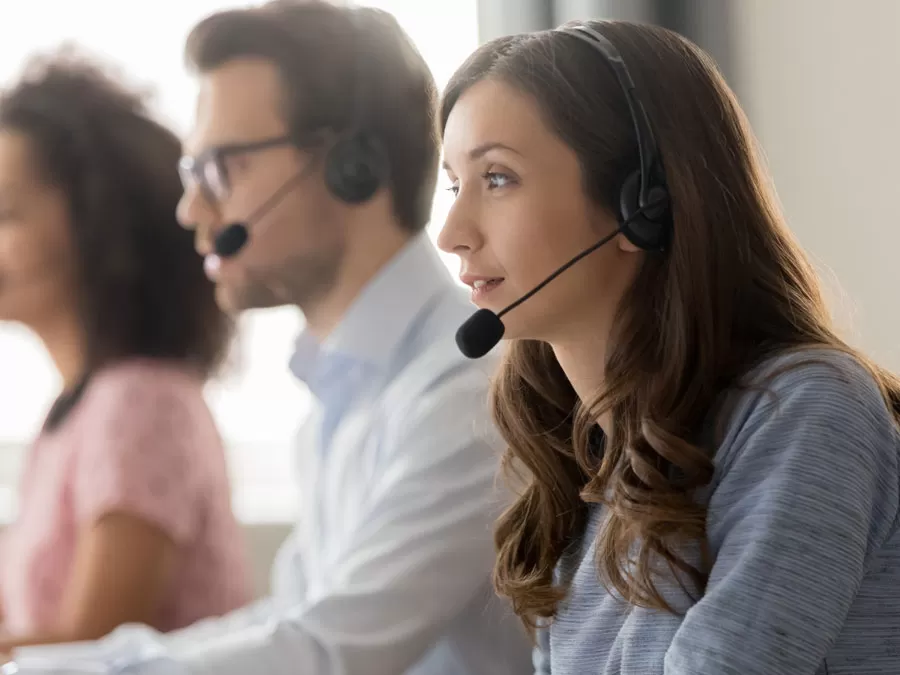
[[3, 2, 530, 674]]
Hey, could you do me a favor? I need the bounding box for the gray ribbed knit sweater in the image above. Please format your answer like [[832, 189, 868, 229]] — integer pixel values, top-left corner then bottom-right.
[[535, 349, 900, 675]]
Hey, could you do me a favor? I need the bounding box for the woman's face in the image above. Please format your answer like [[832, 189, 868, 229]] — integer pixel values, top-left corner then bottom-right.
[[0, 131, 77, 329], [438, 79, 643, 346]]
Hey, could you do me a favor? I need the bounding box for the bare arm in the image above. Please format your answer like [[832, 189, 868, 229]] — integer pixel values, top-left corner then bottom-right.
[[0, 512, 176, 652]]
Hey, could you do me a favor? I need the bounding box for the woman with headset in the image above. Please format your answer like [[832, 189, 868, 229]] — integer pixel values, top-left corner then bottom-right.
[[0, 53, 251, 651], [438, 20, 900, 675]]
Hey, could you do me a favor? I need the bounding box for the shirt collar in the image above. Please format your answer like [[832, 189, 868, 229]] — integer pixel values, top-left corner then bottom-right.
[[289, 234, 455, 384]]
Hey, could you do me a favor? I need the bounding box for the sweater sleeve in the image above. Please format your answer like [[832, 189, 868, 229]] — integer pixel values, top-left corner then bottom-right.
[[664, 352, 900, 675]]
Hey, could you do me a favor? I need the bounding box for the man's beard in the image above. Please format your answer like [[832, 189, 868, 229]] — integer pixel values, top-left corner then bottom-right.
[[224, 244, 344, 313]]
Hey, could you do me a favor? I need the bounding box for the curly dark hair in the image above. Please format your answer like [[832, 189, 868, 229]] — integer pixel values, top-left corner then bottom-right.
[[0, 50, 232, 383]]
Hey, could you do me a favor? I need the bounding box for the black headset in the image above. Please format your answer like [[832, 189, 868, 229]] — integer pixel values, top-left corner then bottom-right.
[[558, 23, 672, 252], [321, 8, 390, 204]]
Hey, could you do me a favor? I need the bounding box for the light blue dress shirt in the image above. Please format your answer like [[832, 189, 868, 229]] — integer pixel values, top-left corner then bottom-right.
[[8, 234, 531, 675]]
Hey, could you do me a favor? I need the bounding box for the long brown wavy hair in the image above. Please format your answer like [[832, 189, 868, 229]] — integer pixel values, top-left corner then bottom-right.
[[440, 21, 900, 628]]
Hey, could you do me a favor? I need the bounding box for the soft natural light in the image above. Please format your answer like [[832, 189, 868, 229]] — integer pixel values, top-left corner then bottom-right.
[[0, 0, 476, 522]]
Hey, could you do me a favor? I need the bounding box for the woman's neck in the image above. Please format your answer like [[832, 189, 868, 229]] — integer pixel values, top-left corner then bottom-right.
[[552, 328, 613, 435], [34, 310, 86, 391]]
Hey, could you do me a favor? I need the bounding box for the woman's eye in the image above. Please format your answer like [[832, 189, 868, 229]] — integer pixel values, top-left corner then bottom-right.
[[445, 171, 516, 197], [483, 171, 514, 190]]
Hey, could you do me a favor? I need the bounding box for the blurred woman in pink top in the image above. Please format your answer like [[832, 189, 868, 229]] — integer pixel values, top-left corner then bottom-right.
[[0, 51, 252, 651]]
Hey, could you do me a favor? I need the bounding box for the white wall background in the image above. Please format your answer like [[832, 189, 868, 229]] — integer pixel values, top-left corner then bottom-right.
[[2, 0, 898, 528], [732, 0, 900, 370], [0, 0, 475, 524]]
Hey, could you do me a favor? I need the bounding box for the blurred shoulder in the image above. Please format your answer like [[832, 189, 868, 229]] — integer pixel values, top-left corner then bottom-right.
[[85, 358, 206, 402], [76, 359, 213, 435]]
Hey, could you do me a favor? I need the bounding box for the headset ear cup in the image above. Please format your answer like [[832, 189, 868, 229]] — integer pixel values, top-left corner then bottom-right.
[[618, 170, 668, 251], [643, 185, 670, 221], [324, 132, 389, 204]]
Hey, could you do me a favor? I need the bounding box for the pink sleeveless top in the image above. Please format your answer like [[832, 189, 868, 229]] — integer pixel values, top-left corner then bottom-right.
[[0, 360, 252, 635]]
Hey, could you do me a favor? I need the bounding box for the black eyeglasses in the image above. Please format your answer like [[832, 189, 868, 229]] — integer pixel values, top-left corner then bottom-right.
[[178, 135, 293, 203]]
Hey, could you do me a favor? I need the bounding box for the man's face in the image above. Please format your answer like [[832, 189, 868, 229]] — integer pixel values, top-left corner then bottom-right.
[[176, 57, 345, 313]]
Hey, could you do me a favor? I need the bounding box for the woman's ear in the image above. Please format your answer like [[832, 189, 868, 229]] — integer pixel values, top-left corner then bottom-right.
[[593, 208, 642, 253], [616, 233, 643, 253]]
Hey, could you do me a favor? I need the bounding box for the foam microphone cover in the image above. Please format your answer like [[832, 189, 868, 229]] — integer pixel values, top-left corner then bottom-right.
[[214, 223, 249, 258], [455, 308, 505, 359]]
